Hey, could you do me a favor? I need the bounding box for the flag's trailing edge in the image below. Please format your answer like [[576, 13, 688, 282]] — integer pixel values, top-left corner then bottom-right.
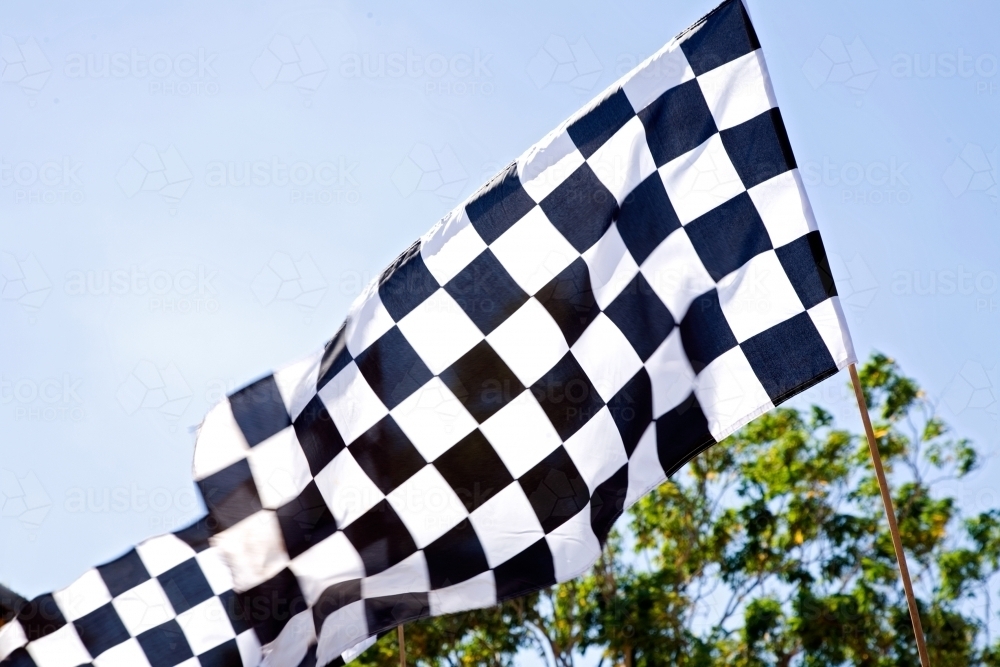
[[0, 1, 855, 665], [0, 518, 376, 667]]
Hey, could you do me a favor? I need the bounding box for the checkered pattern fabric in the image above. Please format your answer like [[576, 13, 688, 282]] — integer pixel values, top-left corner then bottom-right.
[[0, 520, 260, 667], [0, 519, 373, 666], [2, 1, 856, 665]]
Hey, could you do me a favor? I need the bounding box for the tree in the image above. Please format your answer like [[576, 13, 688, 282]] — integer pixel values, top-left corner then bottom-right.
[[354, 354, 1000, 666]]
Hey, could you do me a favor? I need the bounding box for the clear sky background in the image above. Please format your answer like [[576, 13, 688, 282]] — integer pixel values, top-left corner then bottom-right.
[[1, 0, 998, 663]]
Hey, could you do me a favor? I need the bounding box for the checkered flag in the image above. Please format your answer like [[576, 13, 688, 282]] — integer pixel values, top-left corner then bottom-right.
[[0, 519, 374, 666], [1, 1, 855, 665]]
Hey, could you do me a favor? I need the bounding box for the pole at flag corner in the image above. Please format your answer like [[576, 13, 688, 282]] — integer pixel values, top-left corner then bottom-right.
[[849, 363, 931, 667], [398, 624, 407, 666]]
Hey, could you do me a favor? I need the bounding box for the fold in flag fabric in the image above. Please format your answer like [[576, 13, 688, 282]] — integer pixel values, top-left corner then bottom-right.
[[0, 1, 855, 665]]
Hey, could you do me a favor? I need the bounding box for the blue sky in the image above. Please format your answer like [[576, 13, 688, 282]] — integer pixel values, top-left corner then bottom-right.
[[1, 0, 998, 662]]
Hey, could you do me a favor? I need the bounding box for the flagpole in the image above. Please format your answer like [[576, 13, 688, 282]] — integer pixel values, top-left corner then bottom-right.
[[398, 624, 407, 666], [849, 363, 931, 667]]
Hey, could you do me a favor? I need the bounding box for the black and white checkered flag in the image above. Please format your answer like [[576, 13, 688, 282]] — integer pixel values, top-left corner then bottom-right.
[[1, 1, 855, 665]]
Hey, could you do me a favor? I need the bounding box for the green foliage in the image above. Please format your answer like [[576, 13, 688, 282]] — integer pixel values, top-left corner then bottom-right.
[[354, 355, 1000, 666]]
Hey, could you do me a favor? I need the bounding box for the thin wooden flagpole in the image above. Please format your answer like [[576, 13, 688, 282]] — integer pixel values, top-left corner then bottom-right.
[[398, 624, 407, 666], [849, 363, 931, 667]]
